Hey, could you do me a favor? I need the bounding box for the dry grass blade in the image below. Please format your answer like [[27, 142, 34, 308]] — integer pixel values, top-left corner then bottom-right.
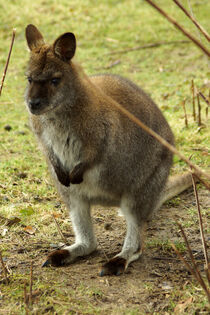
[[0, 251, 9, 284], [191, 174, 209, 276], [173, 0, 210, 42], [145, 0, 210, 57], [52, 214, 67, 243], [0, 29, 16, 96]]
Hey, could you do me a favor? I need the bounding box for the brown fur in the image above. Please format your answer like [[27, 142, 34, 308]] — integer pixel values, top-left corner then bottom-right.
[[25, 25, 188, 275]]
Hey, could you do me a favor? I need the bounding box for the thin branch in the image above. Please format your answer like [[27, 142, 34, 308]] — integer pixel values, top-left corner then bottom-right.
[[110, 98, 210, 183], [177, 223, 210, 298], [191, 175, 209, 273], [52, 214, 67, 243], [171, 243, 201, 283], [171, 242, 210, 303], [199, 91, 210, 106], [145, 0, 210, 57], [24, 280, 29, 315], [0, 29, 16, 96], [103, 40, 189, 56], [193, 173, 210, 192], [29, 261, 33, 306], [191, 80, 196, 121], [181, 98, 188, 127], [173, 0, 210, 42], [197, 94, 202, 126], [187, 0, 202, 42]]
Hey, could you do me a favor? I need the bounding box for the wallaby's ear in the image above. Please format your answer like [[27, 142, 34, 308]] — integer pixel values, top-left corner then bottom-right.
[[53, 33, 76, 62], [25, 24, 45, 50]]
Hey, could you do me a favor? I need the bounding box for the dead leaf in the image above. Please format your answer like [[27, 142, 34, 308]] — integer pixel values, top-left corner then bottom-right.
[[52, 212, 61, 218], [174, 297, 193, 314], [23, 226, 36, 235]]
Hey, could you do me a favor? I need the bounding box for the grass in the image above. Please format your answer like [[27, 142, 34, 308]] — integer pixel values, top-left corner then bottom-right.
[[0, 0, 209, 314]]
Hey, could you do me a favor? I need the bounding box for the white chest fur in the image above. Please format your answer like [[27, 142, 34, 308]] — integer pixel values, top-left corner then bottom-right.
[[41, 117, 82, 172]]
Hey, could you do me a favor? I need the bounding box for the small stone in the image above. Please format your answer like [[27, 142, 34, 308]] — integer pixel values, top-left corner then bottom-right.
[[4, 125, 12, 131]]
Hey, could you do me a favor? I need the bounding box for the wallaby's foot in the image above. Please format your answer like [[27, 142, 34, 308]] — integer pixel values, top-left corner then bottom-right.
[[42, 249, 70, 267], [100, 257, 127, 276], [42, 241, 97, 267]]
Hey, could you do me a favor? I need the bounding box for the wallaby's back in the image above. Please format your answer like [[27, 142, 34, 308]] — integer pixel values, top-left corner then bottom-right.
[[25, 25, 185, 276]]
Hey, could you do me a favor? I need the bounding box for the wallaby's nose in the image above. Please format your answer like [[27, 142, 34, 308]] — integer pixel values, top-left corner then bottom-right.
[[29, 98, 41, 109]]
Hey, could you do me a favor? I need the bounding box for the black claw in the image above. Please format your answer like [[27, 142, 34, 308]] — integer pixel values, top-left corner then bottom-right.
[[116, 270, 122, 276], [99, 270, 105, 277], [42, 259, 51, 267]]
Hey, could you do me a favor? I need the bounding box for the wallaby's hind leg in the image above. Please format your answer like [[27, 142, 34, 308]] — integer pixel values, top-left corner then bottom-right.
[[42, 197, 97, 267], [100, 160, 171, 276], [100, 196, 144, 276]]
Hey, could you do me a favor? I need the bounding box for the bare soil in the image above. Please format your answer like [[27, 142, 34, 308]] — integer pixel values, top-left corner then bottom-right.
[[1, 188, 209, 314]]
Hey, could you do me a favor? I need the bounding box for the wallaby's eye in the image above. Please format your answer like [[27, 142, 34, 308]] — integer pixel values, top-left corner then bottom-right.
[[51, 78, 60, 85], [27, 77, 32, 84]]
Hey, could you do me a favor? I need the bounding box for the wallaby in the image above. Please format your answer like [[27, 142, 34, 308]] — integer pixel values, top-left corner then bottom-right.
[[25, 24, 192, 276]]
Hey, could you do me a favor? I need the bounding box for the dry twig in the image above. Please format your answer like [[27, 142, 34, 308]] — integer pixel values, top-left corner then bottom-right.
[[197, 94, 202, 126], [191, 80, 196, 121], [191, 175, 210, 280], [171, 241, 210, 303], [176, 223, 210, 302], [199, 91, 210, 106], [0, 29, 16, 96], [177, 224, 207, 287], [181, 98, 188, 127], [52, 214, 67, 243], [24, 280, 29, 315], [29, 261, 33, 305], [145, 0, 210, 57], [173, 0, 210, 42]]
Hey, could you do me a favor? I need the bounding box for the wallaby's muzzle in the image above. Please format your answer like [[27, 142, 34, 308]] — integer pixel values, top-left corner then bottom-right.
[[28, 97, 41, 110], [27, 96, 49, 115]]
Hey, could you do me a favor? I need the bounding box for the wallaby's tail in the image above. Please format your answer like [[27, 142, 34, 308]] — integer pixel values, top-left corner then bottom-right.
[[160, 172, 193, 205]]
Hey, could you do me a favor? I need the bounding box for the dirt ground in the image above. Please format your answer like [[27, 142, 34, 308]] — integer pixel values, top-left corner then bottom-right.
[[1, 187, 209, 314]]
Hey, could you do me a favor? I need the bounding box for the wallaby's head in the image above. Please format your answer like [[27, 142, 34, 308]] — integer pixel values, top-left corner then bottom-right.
[[25, 24, 77, 115]]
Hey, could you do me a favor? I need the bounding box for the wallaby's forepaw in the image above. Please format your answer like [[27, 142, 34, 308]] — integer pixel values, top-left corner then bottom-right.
[[42, 249, 70, 267], [69, 162, 86, 184], [99, 257, 126, 276]]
